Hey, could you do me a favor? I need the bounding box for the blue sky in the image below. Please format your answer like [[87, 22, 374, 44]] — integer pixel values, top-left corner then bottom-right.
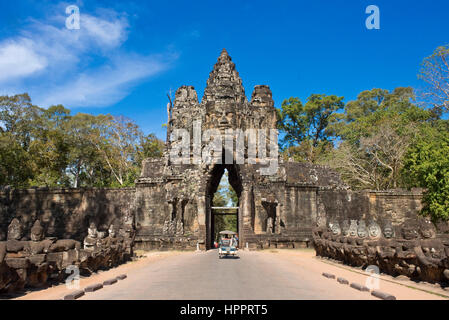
[[0, 0, 448, 139]]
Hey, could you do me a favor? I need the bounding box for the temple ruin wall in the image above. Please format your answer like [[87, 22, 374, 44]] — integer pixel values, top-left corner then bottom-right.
[[0, 187, 135, 242], [0, 187, 426, 247]]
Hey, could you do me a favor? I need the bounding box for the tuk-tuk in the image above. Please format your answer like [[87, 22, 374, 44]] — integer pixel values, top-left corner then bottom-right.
[[218, 230, 238, 259]]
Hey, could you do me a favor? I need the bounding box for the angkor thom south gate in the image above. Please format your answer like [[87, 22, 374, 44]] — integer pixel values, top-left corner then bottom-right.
[[0, 50, 424, 251], [133, 49, 423, 251]]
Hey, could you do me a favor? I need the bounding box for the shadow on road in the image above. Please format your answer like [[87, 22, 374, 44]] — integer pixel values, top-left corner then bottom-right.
[[218, 255, 240, 260]]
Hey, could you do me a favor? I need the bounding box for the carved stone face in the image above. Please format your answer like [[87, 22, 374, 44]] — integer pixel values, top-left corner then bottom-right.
[[349, 220, 358, 237], [206, 101, 236, 131], [401, 226, 419, 240], [331, 222, 341, 236], [31, 220, 44, 242], [316, 215, 327, 228], [97, 231, 106, 239], [88, 223, 98, 238], [341, 220, 350, 236], [383, 221, 395, 238], [368, 221, 381, 238], [357, 220, 368, 238], [419, 218, 436, 239], [108, 224, 116, 238], [7, 218, 22, 241]]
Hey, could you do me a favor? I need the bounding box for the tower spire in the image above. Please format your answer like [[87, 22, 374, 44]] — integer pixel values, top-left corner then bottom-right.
[[202, 49, 246, 103], [218, 48, 231, 62]]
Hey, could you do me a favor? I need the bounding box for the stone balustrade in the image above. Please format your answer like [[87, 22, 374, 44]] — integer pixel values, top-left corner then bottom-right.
[[0, 219, 134, 294], [312, 217, 449, 284]]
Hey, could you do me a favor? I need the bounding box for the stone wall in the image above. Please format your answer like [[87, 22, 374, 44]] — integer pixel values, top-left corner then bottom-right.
[[0, 220, 133, 293], [318, 189, 424, 227], [0, 187, 135, 242], [312, 217, 449, 284]]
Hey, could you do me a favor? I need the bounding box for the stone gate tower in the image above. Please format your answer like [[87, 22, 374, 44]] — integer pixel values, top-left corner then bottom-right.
[[134, 49, 346, 250]]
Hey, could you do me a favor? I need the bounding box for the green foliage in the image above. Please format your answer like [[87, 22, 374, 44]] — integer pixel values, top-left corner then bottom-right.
[[325, 87, 433, 190], [0, 94, 164, 188], [403, 121, 449, 221], [277, 94, 344, 163], [277, 84, 447, 220]]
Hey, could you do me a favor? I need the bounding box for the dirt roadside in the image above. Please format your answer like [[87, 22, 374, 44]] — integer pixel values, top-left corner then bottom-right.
[[12, 251, 186, 300], [267, 249, 448, 300]]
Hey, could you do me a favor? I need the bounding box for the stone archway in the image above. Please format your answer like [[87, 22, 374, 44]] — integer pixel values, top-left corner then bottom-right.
[[205, 164, 243, 249]]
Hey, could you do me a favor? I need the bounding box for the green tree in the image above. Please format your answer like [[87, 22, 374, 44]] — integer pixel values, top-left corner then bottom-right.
[[28, 105, 72, 187], [137, 133, 165, 164], [0, 132, 34, 187], [0, 94, 41, 187], [403, 121, 449, 221], [0, 93, 163, 188], [277, 94, 344, 163], [326, 87, 433, 190]]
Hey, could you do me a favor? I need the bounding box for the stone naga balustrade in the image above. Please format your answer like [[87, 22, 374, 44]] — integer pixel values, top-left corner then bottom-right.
[[0, 219, 134, 294], [312, 217, 449, 284]]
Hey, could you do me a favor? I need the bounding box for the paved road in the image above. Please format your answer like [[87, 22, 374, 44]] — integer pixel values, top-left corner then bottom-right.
[[80, 250, 376, 300]]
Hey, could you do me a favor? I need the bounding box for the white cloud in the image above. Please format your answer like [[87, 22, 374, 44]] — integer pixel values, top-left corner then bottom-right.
[[36, 55, 169, 108], [0, 39, 47, 81], [82, 14, 129, 48], [0, 5, 172, 108]]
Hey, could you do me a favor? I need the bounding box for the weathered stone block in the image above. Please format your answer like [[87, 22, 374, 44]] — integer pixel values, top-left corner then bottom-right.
[[0, 242, 5, 262], [63, 290, 85, 300], [103, 278, 117, 286], [116, 274, 127, 280], [29, 254, 47, 265], [84, 283, 103, 292], [350, 283, 370, 292], [62, 249, 79, 268], [30, 241, 45, 254], [371, 290, 396, 300], [6, 240, 26, 253], [5, 257, 29, 269]]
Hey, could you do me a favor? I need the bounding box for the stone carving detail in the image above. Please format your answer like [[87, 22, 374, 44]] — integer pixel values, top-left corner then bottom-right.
[[30, 220, 44, 242], [418, 217, 436, 239], [316, 214, 327, 228], [108, 224, 117, 239], [383, 220, 395, 238], [367, 220, 381, 239], [84, 223, 98, 250], [357, 220, 368, 238], [163, 220, 169, 235], [330, 221, 341, 236], [313, 220, 449, 284], [341, 220, 350, 237], [401, 221, 419, 240], [266, 217, 273, 234], [7, 218, 22, 241], [348, 220, 358, 237], [168, 220, 176, 235], [0, 220, 132, 293], [176, 220, 184, 236]]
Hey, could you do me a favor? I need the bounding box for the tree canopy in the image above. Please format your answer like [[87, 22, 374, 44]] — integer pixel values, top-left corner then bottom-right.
[[276, 44, 449, 221], [0, 94, 164, 188]]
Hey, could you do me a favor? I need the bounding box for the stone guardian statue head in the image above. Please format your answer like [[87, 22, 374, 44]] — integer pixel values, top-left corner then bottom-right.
[[30, 220, 44, 242], [367, 220, 381, 239], [357, 220, 368, 238], [7, 218, 22, 241]]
